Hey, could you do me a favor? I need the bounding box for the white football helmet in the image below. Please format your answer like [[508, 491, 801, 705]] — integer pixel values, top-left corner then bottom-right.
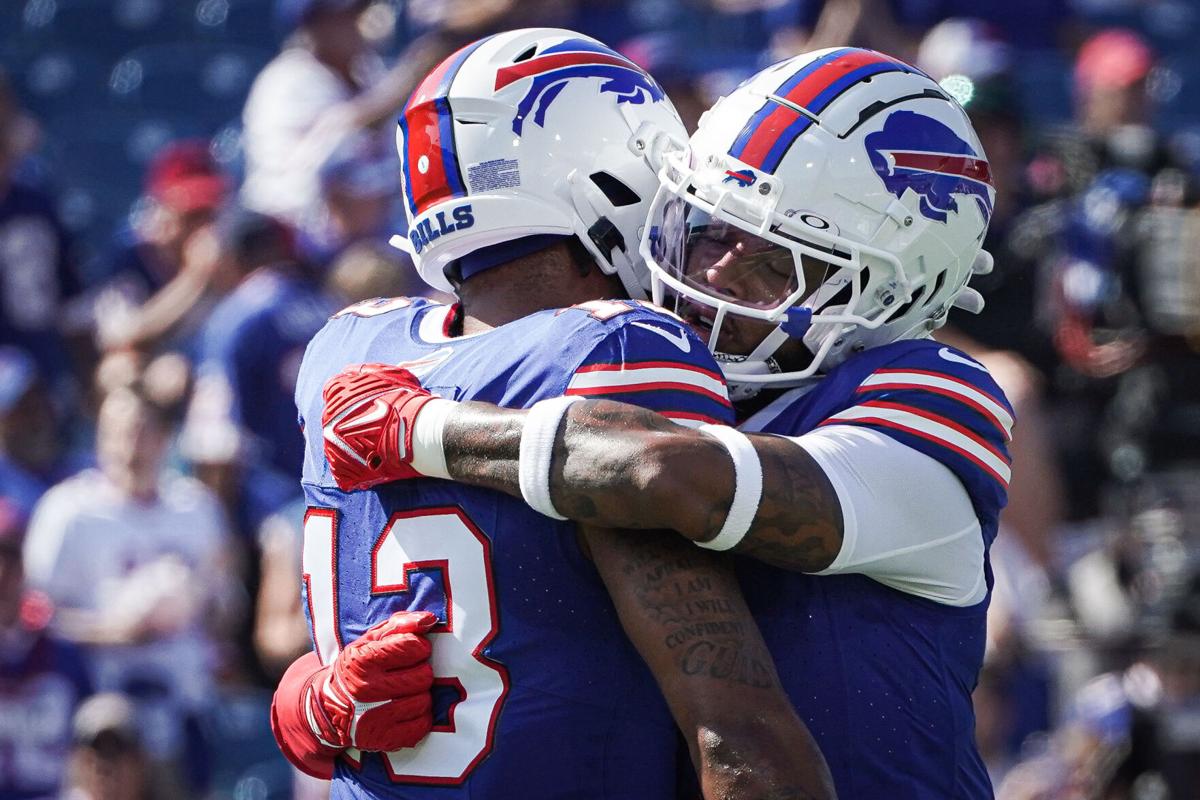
[[643, 47, 996, 390], [391, 28, 686, 296]]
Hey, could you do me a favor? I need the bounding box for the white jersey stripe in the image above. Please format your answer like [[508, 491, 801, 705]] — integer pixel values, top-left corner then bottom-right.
[[827, 404, 1011, 486], [663, 415, 709, 429], [859, 370, 1014, 439], [568, 365, 729, 402]]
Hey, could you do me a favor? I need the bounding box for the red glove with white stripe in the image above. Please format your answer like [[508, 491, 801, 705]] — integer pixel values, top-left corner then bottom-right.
[[303, 611, 438, 752], [322, 363, 439, 491]]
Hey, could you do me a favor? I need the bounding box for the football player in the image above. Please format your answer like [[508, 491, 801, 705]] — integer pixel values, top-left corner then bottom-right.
[[320, 47, 1010, 798], [273, 29, 834, 800]]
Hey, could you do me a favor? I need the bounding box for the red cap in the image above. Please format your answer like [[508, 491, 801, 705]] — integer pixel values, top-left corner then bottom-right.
[[146, 141, 228, 213], [1075, 29, 1154, 92]]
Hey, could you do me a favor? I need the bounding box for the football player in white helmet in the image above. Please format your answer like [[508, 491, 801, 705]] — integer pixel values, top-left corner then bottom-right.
[[643, 48, 994, 393], [272, 28, 834, 800], [325, 46, 1014, 797]]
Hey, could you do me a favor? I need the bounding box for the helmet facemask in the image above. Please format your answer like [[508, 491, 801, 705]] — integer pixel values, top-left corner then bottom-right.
[[644, 148, 916, 392]]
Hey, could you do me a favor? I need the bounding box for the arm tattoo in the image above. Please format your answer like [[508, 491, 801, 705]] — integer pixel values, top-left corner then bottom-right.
[[732, 438, 843, 573], [441, 398, 844, 573], [442, 402, 524, 492], [600, 531, 776, 690], [587, 528, 835, 798]]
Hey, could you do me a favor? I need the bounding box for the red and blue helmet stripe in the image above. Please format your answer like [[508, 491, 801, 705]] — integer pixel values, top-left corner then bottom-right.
[[399, 38, 490, 217], [493, 37, 664, 136], [729, 48, 922, 174], [493, 38, 637, 91]]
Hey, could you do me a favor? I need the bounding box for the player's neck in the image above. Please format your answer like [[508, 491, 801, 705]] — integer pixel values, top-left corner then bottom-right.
[[455, 250, 625, 335]]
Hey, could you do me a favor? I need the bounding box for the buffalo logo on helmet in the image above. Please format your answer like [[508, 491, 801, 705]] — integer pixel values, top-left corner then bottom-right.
[[722, 168, 758, 188], [494, 38, 665, 136], [864, 110, 993, 225]]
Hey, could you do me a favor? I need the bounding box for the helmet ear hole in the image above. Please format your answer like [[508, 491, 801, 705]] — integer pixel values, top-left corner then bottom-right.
[[589, 172, 641, 207], [891, 269, 946, 320], [928, 270, 948, 306], [889, 284, 927, 320]]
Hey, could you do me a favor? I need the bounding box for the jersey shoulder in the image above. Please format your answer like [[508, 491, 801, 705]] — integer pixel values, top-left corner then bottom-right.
[[301, 297, 429, 375], [539, 299, 718, 372], [539, 300, 734, 426], [819, 338, 1014, 516]]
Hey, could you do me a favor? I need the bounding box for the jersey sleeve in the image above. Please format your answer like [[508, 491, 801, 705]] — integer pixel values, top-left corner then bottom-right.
[[566, 311, 735, 427], [791, 425, 987, 606], [821, 347, 1015, 518]]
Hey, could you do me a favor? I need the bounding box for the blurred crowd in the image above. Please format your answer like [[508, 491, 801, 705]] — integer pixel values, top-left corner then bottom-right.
[[1, 0, 1200, 798]]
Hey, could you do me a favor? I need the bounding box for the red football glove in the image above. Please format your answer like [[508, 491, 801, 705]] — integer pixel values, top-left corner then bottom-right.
[[322, 363, 438, 491], [303, 611, 438, 752]]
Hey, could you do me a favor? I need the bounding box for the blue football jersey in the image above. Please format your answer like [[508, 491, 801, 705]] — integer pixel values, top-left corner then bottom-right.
[[191, 268, 334, 478], [295, 297, 733, 798], [737, 338, 1013, 799]]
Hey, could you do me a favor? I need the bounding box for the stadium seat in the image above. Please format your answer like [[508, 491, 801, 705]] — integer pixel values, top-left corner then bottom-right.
[[13, 0, 193, 61], [1011, 49, 1074, 127], [9, 50, 110, 123], [107, 42, 271, 131], [37, 110, 197, 254], [1154, 56, 1200, 134], [192, 0, 279, 49]]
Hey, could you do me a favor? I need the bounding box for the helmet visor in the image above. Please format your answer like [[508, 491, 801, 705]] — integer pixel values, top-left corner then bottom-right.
[[649, 196, 828, 315]]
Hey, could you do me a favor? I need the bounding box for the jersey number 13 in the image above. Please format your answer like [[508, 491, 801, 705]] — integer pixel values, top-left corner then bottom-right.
[[303, 506, 509, 784]]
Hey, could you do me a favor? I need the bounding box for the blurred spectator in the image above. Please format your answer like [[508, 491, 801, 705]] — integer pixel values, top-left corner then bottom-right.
[[0, 501, 92, 799], [999, 571, 1200, 799], [1027, 30, 1200, 516], [768, 0, 916, 62], [299, 132, 400, 266], [0, 346, 87, 517], [241, 0, 558, 234], [181, 207, 332, 534], [1075, 29, 1155, 138], [325, 239, 444, 305], [62, 693, 152, 800], [1031, 28, 1163, 203], [79, 141, 230, 358], [23, 385, 235, 788], [241, 0, 383, 227], [0, 69, 83, 390]]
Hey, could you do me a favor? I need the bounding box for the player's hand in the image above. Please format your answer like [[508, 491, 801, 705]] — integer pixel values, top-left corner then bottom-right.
[[322, 363, 438, 491], [305, 610, 438, 752]]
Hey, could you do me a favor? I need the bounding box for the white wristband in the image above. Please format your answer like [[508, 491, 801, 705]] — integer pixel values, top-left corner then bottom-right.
[[409, 398, 455, 480], [694, 424, 762, 551], [518, 396, 582, 520]]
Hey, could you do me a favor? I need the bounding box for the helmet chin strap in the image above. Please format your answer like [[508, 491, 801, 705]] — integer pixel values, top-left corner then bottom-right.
[[714, 353, 779, 401]]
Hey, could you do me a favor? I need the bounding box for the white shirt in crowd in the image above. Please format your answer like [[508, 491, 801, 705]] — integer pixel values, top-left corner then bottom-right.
[[22, 469, 231, 758], [240, 45, 384, 227]]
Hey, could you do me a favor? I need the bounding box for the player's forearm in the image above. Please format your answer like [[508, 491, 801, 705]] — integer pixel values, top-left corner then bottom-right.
[[582, 527, 836, 800], [699, 716, 836, 800], [442, 400, 843, 572], [442, 400, 730, 535]]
